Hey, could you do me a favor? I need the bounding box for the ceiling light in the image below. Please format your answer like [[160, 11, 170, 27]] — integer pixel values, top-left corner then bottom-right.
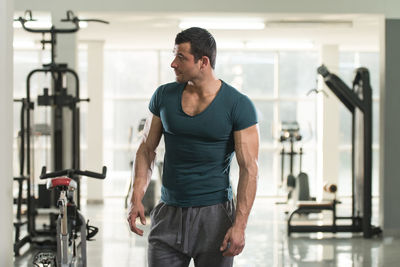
[[179, 18, 265, 30], [13, 20, 52, 29], [13, 19, 87, 29], [79, 21, 88, 28], [265, 20, 353, 28]]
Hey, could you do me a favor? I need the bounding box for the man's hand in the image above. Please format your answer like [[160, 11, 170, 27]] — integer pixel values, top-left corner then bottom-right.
[[127, 202, 146, 236], [220, 225, 245, 257]]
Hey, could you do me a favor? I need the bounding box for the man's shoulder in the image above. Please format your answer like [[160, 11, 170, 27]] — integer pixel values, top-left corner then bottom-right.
[[159, 81, 183, 92], [221, 80, 248, 101], [153, 82, 184, 100]]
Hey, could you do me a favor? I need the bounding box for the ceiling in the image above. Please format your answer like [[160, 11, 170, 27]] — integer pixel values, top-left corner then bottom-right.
[[13, 12, 381, 51]]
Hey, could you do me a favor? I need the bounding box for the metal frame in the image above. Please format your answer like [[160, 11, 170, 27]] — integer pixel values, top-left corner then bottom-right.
[[288, 65, 381, 238], [12, 10, 108, 256]]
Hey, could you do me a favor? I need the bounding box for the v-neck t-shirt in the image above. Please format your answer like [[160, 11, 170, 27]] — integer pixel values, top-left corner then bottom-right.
[[149, 80, 258, 207]]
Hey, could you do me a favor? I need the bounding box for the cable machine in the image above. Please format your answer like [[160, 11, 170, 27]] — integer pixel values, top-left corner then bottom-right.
[[13, 10, 108, 255], [318, 65, 380, 238], [287, 65, 381, 238]]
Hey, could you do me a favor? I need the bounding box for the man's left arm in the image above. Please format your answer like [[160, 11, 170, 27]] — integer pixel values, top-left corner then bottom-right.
[[220, 124, 259, 257]]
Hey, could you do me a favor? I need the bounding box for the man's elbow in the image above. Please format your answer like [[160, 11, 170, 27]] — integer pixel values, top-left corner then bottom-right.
[[240, 160, 259, 181], [136, 142, 156, 161]]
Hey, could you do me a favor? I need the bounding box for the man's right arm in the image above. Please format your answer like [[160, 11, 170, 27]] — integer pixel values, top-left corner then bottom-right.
[[127, 114, 163, 236]]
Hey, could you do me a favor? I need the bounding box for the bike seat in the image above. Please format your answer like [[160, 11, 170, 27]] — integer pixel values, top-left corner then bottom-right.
[[46, 177, 77, 190]]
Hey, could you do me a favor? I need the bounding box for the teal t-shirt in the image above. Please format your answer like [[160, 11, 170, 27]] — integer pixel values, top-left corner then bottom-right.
[[149, 80, 258, 207]]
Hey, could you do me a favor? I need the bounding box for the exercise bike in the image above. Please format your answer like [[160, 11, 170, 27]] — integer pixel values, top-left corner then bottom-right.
[[33, 166, 107, 267]]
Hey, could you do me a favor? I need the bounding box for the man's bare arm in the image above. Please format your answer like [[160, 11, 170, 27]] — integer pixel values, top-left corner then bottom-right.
[[127, 114, 163, 236], [221, 124, 259, 256]]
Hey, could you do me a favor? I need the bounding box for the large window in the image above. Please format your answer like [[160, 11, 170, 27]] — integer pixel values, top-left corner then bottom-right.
[[102, 49, 319, 197], [278, 52, 319, 197], [103, 51, 160, 196], [15, 47, 380, 198], [215, 51, 319, 196]]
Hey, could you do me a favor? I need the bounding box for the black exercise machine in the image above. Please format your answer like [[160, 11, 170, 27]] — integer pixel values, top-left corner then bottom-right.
[[287, 65, 381, 238], [12, 10, 108, 256]]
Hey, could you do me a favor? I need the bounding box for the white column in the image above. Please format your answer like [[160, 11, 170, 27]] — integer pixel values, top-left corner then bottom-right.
[[0, 0, 14, 265], [86, 41, 105, 203], [317, 45, 340, 201], [379, 18, 400, 236]]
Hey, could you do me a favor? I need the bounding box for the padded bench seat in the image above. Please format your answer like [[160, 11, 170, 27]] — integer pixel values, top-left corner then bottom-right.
[[296, 201, 335, 209]]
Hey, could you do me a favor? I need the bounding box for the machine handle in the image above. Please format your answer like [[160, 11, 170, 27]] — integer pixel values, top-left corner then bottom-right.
[[40, 166, 107, 179]]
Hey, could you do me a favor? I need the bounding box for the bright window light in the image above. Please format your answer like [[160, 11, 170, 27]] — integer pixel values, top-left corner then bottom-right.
[[246, 40, 314, 50], [217, 41, 246, 49], [179, 18, 265, 30], [13, 40, 36, 49]]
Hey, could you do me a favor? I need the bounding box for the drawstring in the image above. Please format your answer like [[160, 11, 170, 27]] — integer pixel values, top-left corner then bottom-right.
[[176, 207, 192, 254], [176, 208, 183, 245], [183, 207, 192, 254]]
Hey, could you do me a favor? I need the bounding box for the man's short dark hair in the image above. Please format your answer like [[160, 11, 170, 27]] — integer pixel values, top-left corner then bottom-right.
[[175, 27, 217, 69]]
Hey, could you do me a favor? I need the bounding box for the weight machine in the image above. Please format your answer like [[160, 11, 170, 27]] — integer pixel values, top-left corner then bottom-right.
[[287, 65, 381, 238], [13, 10, 108, 255], [278, 121, 313, 203]]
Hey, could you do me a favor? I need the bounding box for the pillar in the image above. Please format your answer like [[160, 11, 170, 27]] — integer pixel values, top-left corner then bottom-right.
[[317, 45, 340, 201], [86, 41, 105, 203], [379, 18, 400, 236], [0, 0, 15, 264]]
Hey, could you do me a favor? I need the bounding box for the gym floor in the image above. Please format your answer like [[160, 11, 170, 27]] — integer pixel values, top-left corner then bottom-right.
[[14, 197, 400, 267]]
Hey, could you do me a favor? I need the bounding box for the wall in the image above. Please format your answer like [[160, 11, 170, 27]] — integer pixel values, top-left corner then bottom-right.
[[1, 0, 15, 264]]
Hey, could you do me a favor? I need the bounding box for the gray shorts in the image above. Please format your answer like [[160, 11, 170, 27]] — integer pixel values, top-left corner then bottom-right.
[[148, 200, 235, 267]]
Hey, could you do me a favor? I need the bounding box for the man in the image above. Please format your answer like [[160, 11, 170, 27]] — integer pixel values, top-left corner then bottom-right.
[[127, 27, 259, 267]]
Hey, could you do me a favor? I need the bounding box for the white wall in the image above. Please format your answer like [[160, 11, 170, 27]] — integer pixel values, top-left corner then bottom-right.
[[1, 0, 14, 265]]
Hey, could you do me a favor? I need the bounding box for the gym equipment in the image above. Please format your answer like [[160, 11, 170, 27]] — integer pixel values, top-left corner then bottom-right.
[[288, 183, 341, 235], [12, 10, 108, 256], [13, 98, 32, 256], [287, 65, 381, 238], [278, 121, 312, 203], [36, 166, 106, 267]]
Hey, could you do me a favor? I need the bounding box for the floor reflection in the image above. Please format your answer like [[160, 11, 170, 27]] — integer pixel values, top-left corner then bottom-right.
[[14, 197, 400, 267]]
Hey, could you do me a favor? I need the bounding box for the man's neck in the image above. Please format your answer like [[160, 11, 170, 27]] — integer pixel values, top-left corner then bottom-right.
[[186, 73, 221, 97]]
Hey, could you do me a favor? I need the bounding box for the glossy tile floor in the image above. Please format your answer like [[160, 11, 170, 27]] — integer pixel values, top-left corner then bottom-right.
[[14, 197, 400, 266]]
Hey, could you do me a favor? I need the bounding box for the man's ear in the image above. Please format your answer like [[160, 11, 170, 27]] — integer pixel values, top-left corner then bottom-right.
[[200, 56, 210, 69]]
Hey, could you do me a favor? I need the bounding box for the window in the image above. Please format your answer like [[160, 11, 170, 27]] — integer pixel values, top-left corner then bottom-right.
[[19, 47, 377, 199], [215, 50, 319, 196], [101, 49, 320, 197], [103, 50, 159, 196]]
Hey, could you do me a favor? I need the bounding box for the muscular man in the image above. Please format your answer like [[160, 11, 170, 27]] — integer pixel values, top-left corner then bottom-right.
[[127, 27, 259, 267]]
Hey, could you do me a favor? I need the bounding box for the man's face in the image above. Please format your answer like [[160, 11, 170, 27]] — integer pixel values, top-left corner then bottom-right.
[[171, 42, 201, 83]]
